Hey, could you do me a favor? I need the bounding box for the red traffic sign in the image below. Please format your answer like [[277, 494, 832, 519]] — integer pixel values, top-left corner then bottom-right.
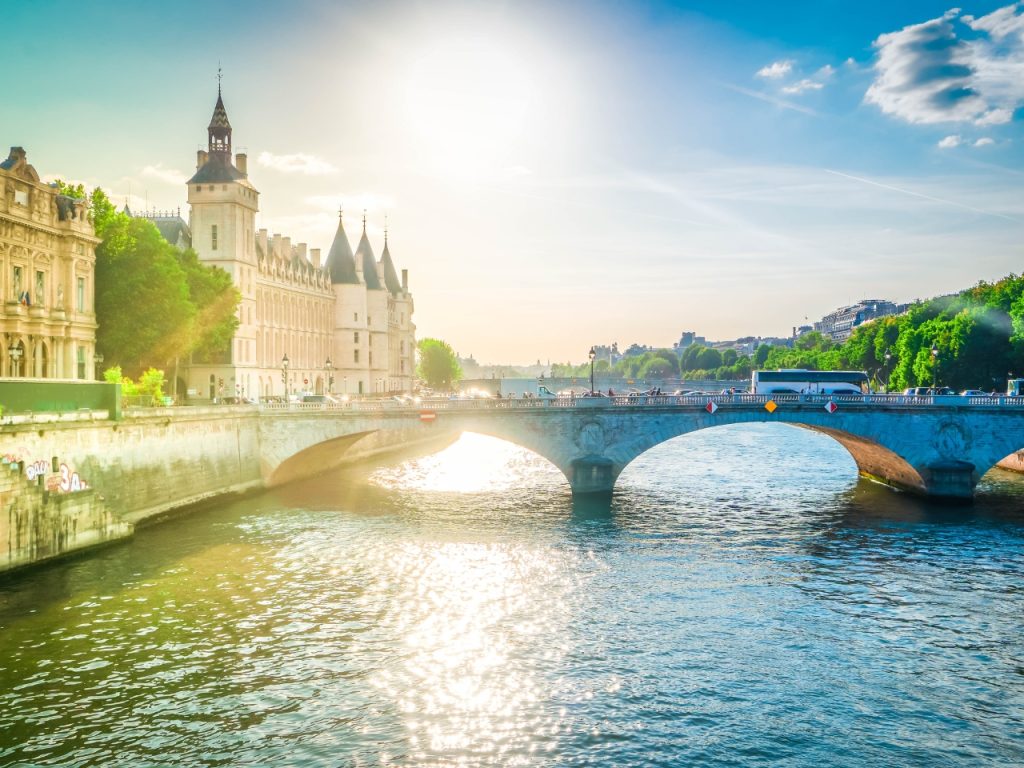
[[824, 401, 838, 414], [705, 401, 718, 414], [419, 410, 437, 422], [303, 378, 309, 385]]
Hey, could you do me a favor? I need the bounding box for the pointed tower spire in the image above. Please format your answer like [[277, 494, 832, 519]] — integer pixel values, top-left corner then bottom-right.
[[208, 67, 232, 157], [379, 212, 401, 295], [356, 212, 382, 290], [325, 207, 359, 284]]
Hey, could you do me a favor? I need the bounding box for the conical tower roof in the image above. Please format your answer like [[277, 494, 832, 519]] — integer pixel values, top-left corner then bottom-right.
[[356, 215, 383, 290], [208, 89, 232, 131], [379, 230, 402, 295], [325, 212, 359, 284]]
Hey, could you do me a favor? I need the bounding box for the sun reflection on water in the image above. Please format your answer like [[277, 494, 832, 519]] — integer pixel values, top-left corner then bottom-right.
[[357, 538, 585, 765], [369, 433, 563, 494]]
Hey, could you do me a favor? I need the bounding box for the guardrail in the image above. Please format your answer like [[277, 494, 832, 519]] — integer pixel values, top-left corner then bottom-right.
[[255, 392, 1024, 413]]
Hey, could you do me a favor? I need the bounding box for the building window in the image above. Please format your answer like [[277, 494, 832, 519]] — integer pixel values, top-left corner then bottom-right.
[[35, 271, 44, 306], [196, 186, 201, 192], [212, 224, 218, 251], [354, 312, 358, 322], [14, 189, 28, 206], [354, 349, 359, 363], [12, 266, 22, 301], [77, 277, 85, 311], [367, 315, 372, 327], [354, 331, 359, 343], [400, 360, 405, 373], [76, 346, 86, 379], [369, 351, 373, 366]]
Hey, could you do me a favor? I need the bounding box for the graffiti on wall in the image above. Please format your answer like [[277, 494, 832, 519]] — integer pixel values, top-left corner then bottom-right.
[[20, 458, 89, 493]]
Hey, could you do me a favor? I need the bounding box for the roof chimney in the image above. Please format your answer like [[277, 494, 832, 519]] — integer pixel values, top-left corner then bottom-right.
[[311, 248, 322, 268], [235, 153, 247, 174], [401, 269, 408, 292], [196, 150, 208, 170]]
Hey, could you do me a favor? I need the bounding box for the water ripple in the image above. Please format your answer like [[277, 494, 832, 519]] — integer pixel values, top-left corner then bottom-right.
[[0, 427, 1022, 766]]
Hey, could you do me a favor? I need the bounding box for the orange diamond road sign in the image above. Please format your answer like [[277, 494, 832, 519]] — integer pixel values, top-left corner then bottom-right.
[[824, 401, 838, 414], [764, 400, 777, 413], [705, 401, 718, 414], [419, 411, 437, 423]]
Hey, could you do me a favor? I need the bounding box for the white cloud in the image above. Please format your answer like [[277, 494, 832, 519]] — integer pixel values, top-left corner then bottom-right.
[[974, 136, 995, 146], [256, 151, 337, 176], [140, 163, 187, 185], [756, 60, 793, 79], [782, 78, 826, 95], [866, 4, 1024, 125], [938, 134, 962, 148]]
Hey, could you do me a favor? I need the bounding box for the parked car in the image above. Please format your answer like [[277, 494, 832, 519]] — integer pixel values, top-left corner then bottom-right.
[[903, 387, 930, 396], [927, 387, 956, 396], [960, 389, 991, 397]]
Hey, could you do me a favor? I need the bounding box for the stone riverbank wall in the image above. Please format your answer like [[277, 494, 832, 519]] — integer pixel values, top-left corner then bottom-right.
[[0, 406, 444, 574]]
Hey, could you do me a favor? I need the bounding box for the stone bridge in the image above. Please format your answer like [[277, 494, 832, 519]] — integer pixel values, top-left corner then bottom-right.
[[260, 394, 1024, 500]]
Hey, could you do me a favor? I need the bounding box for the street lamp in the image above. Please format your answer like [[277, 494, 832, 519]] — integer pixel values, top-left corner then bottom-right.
[[883, 348, 892, 392], [931, 344, 939, 389], [281, 353, 290, 400], [325, 357, 334, 394], [588, 346, 596, 394]]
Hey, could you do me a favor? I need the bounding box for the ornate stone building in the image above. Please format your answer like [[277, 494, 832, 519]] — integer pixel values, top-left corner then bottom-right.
[[180, 88, 415, 400], [0, 147, 99, 380]]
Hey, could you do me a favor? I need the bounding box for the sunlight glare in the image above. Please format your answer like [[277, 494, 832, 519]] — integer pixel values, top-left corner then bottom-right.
[[404, 37, 534, 182], [370, 433, 562, 493]]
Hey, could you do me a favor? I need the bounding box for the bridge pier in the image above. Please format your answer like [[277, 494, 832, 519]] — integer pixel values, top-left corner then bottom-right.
[[922, 460, 976, 500], [569, 455, 617, 496]]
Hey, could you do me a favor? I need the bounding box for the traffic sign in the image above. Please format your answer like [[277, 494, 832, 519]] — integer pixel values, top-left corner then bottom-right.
[[824, 401, 838, 414], [304, 378, 309, 385], [705, 401, 718, 414], [764, 400, 777, 413], [419, 410, 437, 423]]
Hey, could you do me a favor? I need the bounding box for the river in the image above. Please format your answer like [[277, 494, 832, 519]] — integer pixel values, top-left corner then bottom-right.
[[1, 425, 1023, 767]]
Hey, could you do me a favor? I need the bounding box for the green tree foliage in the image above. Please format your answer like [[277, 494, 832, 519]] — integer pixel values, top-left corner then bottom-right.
[[748, 274, 1024, 392], [417, 338, 462, 390], [62, 185, 240, 377]]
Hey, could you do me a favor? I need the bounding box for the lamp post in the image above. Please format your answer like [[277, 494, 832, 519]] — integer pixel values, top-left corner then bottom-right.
[[883, 348, 892, 392], [325, 357, 334, 394], [588, 346, 596, 394], [281, 353, 290, 400], [931, 344, 938, 389]]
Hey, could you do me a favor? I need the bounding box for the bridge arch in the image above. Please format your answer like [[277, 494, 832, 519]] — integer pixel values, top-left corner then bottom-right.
[[268, 431, 377, 486], [605, 417, 926, 497]]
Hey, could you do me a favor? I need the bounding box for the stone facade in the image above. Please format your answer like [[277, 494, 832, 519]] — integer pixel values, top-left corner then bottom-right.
[[0, 147, 99, 381], [177, 89, 416, 400]]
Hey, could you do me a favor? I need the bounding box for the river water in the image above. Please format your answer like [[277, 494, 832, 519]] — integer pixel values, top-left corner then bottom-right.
[[1, 425, 1023, 767]]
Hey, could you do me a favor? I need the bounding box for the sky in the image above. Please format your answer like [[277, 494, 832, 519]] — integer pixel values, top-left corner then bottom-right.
[[6, 0, 1024, 363]]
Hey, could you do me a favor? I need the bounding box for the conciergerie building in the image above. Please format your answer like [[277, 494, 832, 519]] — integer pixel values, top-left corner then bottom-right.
[[142, 86, 416, 400]]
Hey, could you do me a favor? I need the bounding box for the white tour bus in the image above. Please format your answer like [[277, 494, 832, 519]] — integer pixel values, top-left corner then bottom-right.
[[751, 369, 870, 396]]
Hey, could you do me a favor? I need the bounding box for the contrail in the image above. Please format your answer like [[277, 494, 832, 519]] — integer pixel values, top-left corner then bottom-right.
[[824, 168, 1020, 222]]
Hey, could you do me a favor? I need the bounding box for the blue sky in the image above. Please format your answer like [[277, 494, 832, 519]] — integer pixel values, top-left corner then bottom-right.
[[5, 1, 1024, 362]]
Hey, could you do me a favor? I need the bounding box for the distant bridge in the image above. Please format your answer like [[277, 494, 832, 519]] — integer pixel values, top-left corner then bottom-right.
[[259, 393, 1024, 499]]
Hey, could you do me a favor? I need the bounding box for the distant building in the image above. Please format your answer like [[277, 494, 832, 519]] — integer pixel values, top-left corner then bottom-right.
[[674, 331, 706, 349], [0, 147, 99, 380], [814, 299, 900, 342], [131, 207, 192, 251], [591, 343, 620, 364]]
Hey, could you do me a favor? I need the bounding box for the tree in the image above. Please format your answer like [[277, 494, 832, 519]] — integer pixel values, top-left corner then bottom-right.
[[417, 338, 462, 390]]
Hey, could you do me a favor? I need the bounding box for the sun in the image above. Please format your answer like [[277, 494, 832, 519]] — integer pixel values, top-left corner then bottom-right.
[[403, 36, 534, 182]]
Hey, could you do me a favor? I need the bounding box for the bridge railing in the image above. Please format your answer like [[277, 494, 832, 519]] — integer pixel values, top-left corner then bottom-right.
[[255, 392, 1024, 414]]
